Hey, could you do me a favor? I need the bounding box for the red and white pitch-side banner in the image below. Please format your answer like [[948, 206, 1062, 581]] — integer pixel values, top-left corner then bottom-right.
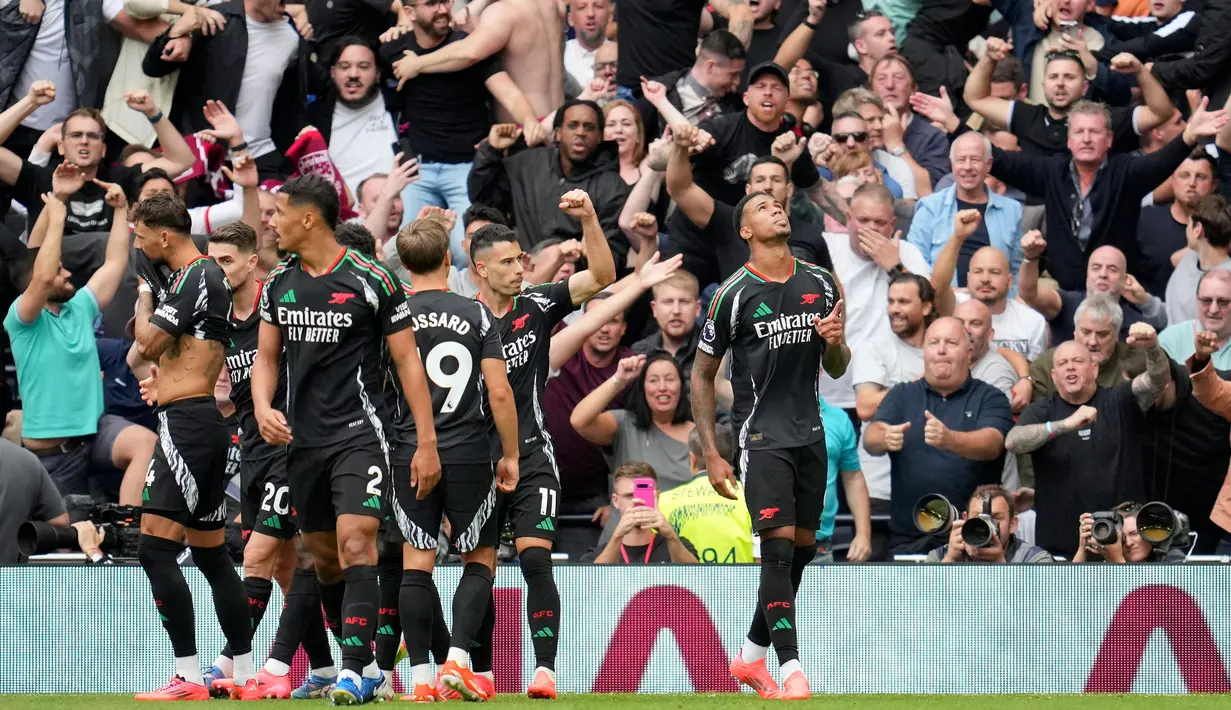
[[3, 566, 1228, 694]]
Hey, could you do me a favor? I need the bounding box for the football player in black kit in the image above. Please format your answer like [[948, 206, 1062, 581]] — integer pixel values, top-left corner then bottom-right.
[[201, 223, 338, 700], [692, 190, 848, 701], [389, 215, 521, 702], [127, 193, 252, 701], [469, 188, 616, 700], [252, 175, 440, 705]]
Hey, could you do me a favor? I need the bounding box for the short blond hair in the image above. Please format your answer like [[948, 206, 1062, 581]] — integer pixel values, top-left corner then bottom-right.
[[651, 269, 699, 299], [397, 216, 451, 274], [832, 87, 883, 117]]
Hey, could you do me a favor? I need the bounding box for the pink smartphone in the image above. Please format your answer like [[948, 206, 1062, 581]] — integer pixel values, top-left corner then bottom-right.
[[632, 478, 657, 509]]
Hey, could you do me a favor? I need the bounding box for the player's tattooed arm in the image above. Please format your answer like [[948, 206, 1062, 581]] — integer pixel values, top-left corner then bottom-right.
[[133, 285, 178, 362]]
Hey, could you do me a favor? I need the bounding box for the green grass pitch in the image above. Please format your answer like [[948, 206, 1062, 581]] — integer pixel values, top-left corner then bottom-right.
[[4, 696, 1231, 710]]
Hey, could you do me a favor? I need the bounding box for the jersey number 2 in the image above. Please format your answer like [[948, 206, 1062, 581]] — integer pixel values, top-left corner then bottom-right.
[[424, 342, 474, 413]]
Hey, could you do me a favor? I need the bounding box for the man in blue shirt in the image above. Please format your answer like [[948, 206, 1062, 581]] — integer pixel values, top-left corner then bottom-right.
[[864, 317, 1015, 554], [817, 399, 872, 562], [3, 171, 154, 505], [1159, 271, 1231, 369], [907, 132, 1023, 289]]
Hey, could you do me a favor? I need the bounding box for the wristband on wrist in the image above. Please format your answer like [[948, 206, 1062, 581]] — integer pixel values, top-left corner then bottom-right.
[[147, 110, 163, 124], [803, 17, 819, 28], [138, 283, 152, 295], [229, 140, 249, 153]]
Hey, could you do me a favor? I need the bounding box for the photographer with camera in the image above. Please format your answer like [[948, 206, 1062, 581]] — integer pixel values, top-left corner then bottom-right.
[[0, 438, 68, 563], [924, 485, 1054, 563], [1072, 502, 1190, 563]]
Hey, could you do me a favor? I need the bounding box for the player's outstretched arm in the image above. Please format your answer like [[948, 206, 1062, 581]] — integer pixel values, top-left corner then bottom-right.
[[387, 328, 442, 498], [252, 320, 292, 445], [560, 190, 617, 306]]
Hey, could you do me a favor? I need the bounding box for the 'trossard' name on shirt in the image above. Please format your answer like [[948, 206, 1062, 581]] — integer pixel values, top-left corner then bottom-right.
[[410, 311, 473, 335], [277, 306, 353, 343], [502, 330, 537, 371], [753, 312, 815, 348]]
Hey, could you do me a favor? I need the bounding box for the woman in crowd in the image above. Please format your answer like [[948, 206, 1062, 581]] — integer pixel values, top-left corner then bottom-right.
[[570, 352, 693, 491], [604, 100, 647, 185]]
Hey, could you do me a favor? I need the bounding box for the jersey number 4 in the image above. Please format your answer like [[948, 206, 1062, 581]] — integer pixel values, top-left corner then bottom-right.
[[423, 342, 475, 414]]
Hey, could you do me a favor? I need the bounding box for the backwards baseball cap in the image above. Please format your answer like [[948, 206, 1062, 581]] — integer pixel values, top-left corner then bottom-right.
[[748, 61, 790, 87]]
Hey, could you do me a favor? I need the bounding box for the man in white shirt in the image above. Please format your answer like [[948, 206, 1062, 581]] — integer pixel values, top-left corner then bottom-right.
[[851, 272, 932, 515], [819, 183, 931, 416], [143, 0, 302, 177], [325, 38, 397, 200], [563, 0, 611, 89]]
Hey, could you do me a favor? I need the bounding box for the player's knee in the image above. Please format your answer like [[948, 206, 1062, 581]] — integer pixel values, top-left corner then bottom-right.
[[461, 560, 494, 586], [337, 533, 376, 568], [761, 537, 794, 569], [138, 533, 181, 570], [191, 542, 234, 578], [242, 535, 280, 577], [518, 546, 553, 584]]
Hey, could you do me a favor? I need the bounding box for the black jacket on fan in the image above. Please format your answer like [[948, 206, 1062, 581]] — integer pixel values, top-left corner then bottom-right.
[[142, 0, 309, 158], [468, 140, 633, 266]]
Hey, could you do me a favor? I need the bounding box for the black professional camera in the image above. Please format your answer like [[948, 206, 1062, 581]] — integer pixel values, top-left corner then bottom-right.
[[18, 499, 143, 560], [1090, 511, 1122, 546], [912, 493, 996, 548], [1137, 502, 1194, 556]]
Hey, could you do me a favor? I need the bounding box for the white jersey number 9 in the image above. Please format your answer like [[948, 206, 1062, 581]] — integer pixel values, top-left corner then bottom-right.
[[424, 341, 474, 414]]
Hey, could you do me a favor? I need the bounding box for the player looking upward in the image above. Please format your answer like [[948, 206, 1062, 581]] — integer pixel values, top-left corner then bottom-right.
[[692, 190, 848, 700]]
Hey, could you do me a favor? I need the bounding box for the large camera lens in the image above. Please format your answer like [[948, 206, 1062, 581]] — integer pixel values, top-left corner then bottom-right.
[[1091, 518, 1118, 546], [914, 494, 956, 535], [1137, 502, 1176, 545], [961, 516, 996, 548], [17, 522, 81, 557]]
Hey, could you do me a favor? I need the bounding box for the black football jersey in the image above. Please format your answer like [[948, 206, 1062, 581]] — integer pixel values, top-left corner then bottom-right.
[[480, 280, 576, 453], [388, 287, 504, 462], [226, 302, 288, 461], [148, 255, 232, 346], [258, 249, 412, 446], [698, 259, 840, 450]]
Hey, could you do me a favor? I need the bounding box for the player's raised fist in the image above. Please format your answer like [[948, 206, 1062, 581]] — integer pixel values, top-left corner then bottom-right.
[[558, 189, 595, 218]]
